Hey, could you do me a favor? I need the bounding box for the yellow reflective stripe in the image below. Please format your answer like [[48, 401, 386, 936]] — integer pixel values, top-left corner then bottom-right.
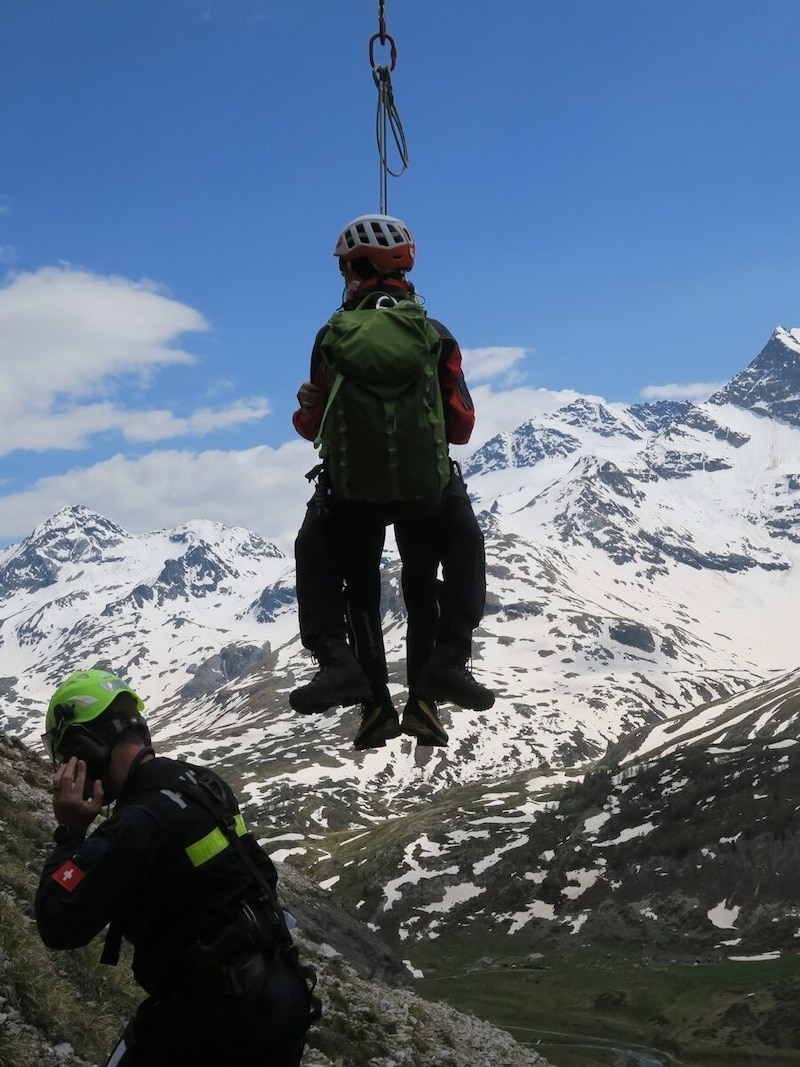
[[185, 815, 248, 868], [186, 827, 227, 867]]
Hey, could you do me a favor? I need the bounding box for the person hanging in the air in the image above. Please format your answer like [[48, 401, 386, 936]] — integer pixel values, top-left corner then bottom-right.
[[291, 214, 495, 750]]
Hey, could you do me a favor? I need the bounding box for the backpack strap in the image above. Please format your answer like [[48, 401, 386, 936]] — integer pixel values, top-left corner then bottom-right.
[[314, 369, 345, 456], [187, 776, 322, 1024], [190, 774, 283, 913], [118, 762, 322, 1023], [384, 394, 400, 499], [101, 922, 124, 966]]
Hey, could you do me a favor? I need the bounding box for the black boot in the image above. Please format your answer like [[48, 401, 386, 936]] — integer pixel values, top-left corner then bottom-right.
[[415, 642, 495, 710], [290, 638, 372, 714], [354, 689, 402, 750], [401, 697, 448, 746]]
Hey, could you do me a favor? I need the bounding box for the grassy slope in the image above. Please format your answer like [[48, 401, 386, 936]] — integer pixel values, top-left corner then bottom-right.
[[0, 732, 140, 1067], [414, 938, 800, 1067]]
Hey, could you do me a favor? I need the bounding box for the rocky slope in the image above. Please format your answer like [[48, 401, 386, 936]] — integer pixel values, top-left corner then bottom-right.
[[292, 667, 800, 960]]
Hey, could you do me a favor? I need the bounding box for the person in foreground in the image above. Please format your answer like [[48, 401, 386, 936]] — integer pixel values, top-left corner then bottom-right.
[[36, 668, 319, 1067]]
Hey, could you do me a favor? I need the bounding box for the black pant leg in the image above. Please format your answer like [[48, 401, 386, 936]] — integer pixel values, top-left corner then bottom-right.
[[294, 483, 348, 650], [395, 516, 440, 692], [107, 961, 309, 1067], [334, 502, 389, 695], [437, 465, 486, 654]]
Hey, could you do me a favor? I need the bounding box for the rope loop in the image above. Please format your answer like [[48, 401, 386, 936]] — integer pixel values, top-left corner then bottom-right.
[[366, 0, 408, 215], [374, 65, 409, 214]]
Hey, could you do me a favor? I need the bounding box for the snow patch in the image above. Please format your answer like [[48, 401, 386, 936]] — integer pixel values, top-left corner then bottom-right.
[[708, 901, 740, 929]]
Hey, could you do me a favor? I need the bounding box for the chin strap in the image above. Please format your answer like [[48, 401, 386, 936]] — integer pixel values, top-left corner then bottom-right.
[[127, 745, 155, 779]]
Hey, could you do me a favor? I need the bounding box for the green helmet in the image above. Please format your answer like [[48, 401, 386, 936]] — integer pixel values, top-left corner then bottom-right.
[[43, 669, 145, 765]]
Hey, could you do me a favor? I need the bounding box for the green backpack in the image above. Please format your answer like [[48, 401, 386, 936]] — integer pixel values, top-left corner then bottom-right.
[[315, 295, 451, 503]]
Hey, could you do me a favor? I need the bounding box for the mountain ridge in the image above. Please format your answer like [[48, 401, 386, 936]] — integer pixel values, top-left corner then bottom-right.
[[1, 326, 800, 825], [3, 325, 800, 1064]]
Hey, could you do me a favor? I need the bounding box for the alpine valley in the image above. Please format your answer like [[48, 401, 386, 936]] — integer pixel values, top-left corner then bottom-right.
[[3, 327, 800, 1066]]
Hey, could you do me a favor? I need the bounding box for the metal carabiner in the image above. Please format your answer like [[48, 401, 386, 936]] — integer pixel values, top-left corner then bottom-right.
[[369, 31, 397, 72]]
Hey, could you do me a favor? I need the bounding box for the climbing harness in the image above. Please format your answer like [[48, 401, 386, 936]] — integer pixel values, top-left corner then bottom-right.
[[368, 0, 409, 214]]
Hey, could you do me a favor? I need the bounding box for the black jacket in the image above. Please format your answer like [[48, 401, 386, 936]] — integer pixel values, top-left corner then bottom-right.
[[36, 757, 287, 995]]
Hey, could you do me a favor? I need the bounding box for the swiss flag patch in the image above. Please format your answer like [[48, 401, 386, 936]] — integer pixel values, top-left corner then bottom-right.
[[51, 861, 86, 892]]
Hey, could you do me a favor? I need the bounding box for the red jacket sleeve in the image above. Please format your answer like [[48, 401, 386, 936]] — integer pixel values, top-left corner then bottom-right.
[[430, 321, 476, 445], [291, 364, 328, 441], [291, 326, 329, 441]]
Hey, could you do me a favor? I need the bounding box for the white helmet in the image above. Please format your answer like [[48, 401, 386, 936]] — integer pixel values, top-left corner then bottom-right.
[[333, 214, 415, 272]]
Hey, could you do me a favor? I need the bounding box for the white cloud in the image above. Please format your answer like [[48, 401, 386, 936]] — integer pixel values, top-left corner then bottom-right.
[[0, 377, 578, 549], [461, 346, 529, 384], [454, 382, 585, 451], [455, 347, 606, 448], [0, 266, 269, 457], [0, 268, 589, 548], [110, 399, 271, 443], [0, 442, 317, 555], [639, 381, 725, 401]]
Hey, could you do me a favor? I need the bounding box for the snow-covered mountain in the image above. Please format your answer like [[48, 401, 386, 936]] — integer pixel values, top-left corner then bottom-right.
[[0, 507, 295, 734], [2, 327, 800, 829], [299, 666, 800, 985]]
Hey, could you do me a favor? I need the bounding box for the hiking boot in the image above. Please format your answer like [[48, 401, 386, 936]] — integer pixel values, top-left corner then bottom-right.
[[354, 692, 402, 750], [290, 638, 372, 714], [415, 643, 495, 710], [401, 697, 448, 747]]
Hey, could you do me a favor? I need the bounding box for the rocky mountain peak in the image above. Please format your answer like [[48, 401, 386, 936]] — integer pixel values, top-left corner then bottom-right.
[[627, 398, 692, 433], [708, 325, 800, 425], [553, 397, 643, 440], [30, 504, 128, 556], [463, 420, 581, 476], [0, 504, 130, 596], [167, 519, 284, 561]]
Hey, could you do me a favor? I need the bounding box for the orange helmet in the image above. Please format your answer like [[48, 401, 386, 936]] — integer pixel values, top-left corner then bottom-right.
[[333, 214, 415, 272]]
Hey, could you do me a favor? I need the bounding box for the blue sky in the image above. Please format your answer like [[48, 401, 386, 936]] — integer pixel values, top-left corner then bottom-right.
[[1, 0, 799, 550]]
